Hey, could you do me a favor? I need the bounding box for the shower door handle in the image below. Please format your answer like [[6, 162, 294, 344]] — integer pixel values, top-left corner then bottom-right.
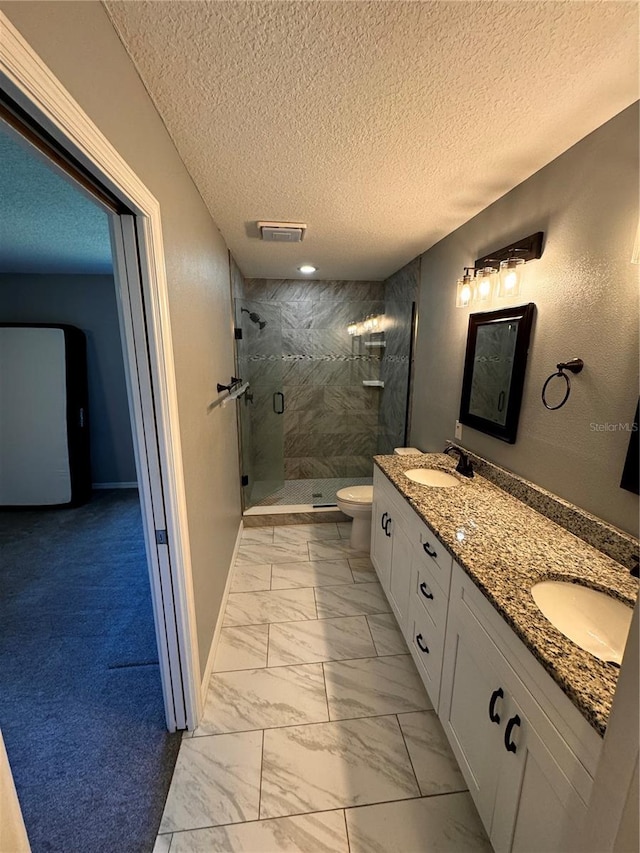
[[273, 392, 285, 415]]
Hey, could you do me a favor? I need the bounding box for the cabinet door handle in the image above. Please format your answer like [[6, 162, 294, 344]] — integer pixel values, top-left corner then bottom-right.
[[504, 714, 521, 753], [384, 518, 392, 537], [419, 582, 434, 600], [416, 634, 429, 653], [381, 512, 388, 530], [422, 541, 437, 558], [488, 687, 503, 724]]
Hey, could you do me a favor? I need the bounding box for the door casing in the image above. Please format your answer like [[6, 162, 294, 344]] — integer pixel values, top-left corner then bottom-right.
[[0, 11, 203, 730]]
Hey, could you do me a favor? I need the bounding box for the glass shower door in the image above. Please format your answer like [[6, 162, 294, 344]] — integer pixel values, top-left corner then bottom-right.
[[235, 299, 285, 508]]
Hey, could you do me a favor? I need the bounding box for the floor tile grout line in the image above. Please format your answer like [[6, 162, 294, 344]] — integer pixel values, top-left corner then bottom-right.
[[395, 713, 423, 797], [190, 707, 432, 739], [223, 609, 392, 629], [342, 807, 351, 853], [217, 650, 413, 674], [159, 791, 469, 837], [225, 580, 380, 598], [258, 728, 265, 821], [363, 614, 380, 656], [320, 659, 331, 722]]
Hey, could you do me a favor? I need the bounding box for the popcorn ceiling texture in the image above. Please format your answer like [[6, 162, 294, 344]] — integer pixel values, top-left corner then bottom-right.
[[104, 1, 638, 281], [374, 453, 639, 735]]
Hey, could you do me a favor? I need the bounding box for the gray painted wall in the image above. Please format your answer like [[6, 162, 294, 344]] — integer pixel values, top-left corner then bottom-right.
[[0, 273, 136, 485], [2, 1, 242, 679], [411, 103, 639, 536]]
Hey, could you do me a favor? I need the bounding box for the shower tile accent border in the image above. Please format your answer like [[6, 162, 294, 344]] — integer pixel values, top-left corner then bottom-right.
[[450, 444, 638, 569]]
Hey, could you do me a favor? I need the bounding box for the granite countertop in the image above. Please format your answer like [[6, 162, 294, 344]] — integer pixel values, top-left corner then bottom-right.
[[374, 453, 639, 736]]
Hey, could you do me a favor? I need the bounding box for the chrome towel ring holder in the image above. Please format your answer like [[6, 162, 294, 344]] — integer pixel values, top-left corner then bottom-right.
[[541, 358, 584, 410]]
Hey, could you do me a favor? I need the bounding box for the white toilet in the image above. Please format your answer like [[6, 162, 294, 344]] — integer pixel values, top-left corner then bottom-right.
[[336, 485, 374, 551], [336, 448, 422, 552]]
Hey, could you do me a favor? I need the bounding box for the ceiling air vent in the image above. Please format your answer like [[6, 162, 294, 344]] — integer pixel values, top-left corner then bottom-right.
[[257, 221, 306, 243]]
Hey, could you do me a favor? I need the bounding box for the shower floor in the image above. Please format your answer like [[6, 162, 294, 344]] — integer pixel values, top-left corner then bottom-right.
[[251, 476, 373, 508]]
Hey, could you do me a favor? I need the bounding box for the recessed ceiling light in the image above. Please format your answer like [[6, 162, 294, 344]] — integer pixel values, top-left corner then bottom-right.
[[298, 265, 317, 274]]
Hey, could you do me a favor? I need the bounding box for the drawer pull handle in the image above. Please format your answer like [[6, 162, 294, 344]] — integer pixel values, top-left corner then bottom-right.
[[381, 512, 388, 530], [384, 518, 392, 537], [419, 582, 434, 600], [504, 714, 521, 753], [416, 634, 429, 653], [488, 687, 503, 724], [423, 542, 437, 558]]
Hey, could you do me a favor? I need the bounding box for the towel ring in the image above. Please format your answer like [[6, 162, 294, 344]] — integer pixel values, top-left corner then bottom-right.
[[541, 358, 584, 410]]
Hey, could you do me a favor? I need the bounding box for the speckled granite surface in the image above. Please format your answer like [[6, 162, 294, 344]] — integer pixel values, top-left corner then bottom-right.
[[374, 453, 639, 736], [448, 444, 639, 571]]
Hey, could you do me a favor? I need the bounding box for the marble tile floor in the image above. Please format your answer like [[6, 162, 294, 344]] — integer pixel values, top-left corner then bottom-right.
[[155, 521, 491, 852]]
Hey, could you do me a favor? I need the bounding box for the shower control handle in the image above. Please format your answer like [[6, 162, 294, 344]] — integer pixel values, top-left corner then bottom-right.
[[273, 392, 285, 415]]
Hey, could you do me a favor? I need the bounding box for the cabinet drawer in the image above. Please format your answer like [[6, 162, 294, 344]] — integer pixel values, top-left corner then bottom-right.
[[410, 515, 453, 591], [411, 556, 448, 634], [407, 593, 444, 708]]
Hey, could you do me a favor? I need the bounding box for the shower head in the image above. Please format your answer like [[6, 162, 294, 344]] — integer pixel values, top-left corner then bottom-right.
[[241, 307, 267, 330]]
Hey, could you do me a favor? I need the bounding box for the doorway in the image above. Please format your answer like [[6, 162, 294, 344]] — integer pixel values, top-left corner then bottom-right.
[[0, 114, 184, 850], [0, 17, 201, 848]]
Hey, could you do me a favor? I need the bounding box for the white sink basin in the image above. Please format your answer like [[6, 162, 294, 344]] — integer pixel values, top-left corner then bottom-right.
[[531, 580, 633, 664], [404, 469, 460, 488]]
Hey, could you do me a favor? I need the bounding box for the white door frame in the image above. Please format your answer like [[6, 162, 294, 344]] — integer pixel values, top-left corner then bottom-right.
[[0, 13, 202, 729]]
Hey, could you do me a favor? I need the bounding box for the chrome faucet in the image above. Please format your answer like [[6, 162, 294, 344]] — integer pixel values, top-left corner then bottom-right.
[[443, 444, 474, 478]]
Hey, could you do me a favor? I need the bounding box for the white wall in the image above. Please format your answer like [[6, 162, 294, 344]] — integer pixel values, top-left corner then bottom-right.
[[0, 0, 242, 677], [411, 103, 639, 536], [0, 273, 137, 486]]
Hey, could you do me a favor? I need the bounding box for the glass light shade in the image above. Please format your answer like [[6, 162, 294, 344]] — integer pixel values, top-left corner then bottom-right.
[[474, 267, 494, 302], [456, 277, 473, 308], [347, 322, 358, 336], [498, 257, 525, 297]]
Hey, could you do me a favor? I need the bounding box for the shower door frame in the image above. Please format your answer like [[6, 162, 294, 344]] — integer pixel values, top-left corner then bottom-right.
[[233, 297, 286, 511]]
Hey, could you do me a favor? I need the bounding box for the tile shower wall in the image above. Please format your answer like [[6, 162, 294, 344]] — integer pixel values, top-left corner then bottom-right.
[[243, 279, 384, 479], [378, 258, 420, 455]]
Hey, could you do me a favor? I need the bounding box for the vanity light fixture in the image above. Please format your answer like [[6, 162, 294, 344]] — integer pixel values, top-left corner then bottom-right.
[[456, 268, 475, 308], [298, 264, 317, 274], [474, 267, 496, 303], [455, 232, 544, 308], [347, 322, 358, 336]]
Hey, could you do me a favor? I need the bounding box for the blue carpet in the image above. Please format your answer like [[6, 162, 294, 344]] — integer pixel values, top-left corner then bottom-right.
[[0, 490, 181, 853]]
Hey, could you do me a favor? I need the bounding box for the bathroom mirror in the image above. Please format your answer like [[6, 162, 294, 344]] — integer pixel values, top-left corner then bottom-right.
[[459, 303, 535, 444]]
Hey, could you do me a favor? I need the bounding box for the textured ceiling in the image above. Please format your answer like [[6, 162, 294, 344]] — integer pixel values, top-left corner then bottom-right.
[[105, 1, 638, 281], [0, 124, 112, 275]]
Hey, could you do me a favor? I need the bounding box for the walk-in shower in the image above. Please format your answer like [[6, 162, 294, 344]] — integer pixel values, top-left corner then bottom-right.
[[233, 261, 419, 513]]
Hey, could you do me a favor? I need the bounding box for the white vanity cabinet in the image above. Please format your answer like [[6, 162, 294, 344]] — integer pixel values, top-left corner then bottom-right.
[[371, 468, 413, 633], [371, 466, 604, 853], [371, 468, 453, 705], [440, 564, 600, 853]]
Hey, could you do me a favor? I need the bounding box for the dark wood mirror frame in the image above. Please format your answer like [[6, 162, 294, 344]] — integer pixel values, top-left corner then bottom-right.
[[620, 400, 639, 495], [459, 303, 536, 444]]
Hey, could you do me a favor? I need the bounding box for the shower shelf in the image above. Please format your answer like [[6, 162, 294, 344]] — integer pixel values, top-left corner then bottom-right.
[[364, 341, 386, 348], [362, 380, 385, 387]]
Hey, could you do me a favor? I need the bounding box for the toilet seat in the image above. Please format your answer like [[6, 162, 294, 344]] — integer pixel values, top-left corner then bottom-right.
[[336, 485, 373, 505]]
